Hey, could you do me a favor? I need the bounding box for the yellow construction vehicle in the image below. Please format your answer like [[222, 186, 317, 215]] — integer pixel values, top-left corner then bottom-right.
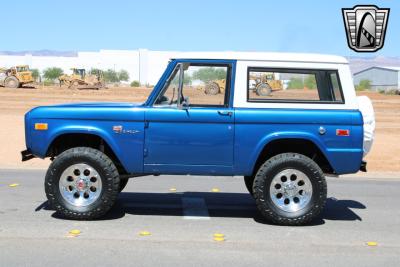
[[203, 73, 283, 96], [249, 72, 283, 96], [0, 65, 34, 88], [204, 79, 226, 95], [59, 68, 105, 89]]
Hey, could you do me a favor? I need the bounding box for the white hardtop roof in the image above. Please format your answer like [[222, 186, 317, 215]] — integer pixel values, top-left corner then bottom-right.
[[173, 52, 348, 64]]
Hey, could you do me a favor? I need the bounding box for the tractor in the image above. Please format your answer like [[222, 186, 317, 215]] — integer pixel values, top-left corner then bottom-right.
[[59, 68, 105, 89], [204, 79, 226, 95], [0, 65, 34, 88], [249, 72, 283, 96]]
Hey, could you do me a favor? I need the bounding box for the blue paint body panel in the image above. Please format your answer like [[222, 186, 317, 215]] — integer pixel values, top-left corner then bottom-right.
[[23, 59, 364, 176]]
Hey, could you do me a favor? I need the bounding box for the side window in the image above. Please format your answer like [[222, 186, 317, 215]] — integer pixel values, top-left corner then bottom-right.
[[155, 64, 230, 107], [329, 72, 344, 102], [182, 65, 228, 106], [247, 68, 344, 103]]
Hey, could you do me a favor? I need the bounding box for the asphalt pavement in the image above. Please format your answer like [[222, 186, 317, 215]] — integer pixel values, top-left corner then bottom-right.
[[0, 169, 399, 267]]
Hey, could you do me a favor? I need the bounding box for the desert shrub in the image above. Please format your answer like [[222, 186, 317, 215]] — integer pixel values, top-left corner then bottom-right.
[[118, 70, 129, 82], [287, 78, 304, 89], [30, 69, 41, 81], [356, 79, 371, 91], [103, 69, 119, 83], [192, 67, 226, 82], [304, 75, 317, 89], [43, 67, 63, 81], [130, 80, 140, 87], [43, 80, 55, 86]]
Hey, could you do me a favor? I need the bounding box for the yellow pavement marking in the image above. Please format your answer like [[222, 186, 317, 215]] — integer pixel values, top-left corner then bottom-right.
[[66, 229, 81, 237], [211, 188, 220, 192], [9, 183, 19, 187], [139, 231, 151, 236], [213, 233, 224, 238], [213, 233, 225, 241], [169, 188, 177, 192], [366, 241, 378, 246]]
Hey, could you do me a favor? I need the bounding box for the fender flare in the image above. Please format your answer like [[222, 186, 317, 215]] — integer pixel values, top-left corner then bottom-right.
[[45, 125, 123, 161], [248, 131, 332, 173]]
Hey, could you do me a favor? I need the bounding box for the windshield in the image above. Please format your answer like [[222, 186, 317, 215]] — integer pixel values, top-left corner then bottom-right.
[[16, 66, 29, 72]]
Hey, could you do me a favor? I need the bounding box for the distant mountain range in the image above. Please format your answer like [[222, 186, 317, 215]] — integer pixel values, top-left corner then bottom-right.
[[0, 50, 399, 73], [347, 56, 400, 74]]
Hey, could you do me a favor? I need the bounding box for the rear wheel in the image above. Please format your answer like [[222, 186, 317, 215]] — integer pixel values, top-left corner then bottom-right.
[[253, 153, 327, 225], [45, 147, 120, 220], [5, 76, 19, 88]]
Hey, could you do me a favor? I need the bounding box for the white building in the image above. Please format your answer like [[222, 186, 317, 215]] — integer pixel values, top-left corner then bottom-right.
[[0, 49, 183, 85]]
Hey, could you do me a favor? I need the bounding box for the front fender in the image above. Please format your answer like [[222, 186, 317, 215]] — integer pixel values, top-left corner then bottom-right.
[[29, 119, 144, 174], [46, 125, 122, 158]]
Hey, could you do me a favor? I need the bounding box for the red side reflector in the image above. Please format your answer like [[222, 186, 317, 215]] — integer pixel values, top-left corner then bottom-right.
[[336, 129, 350, 136]]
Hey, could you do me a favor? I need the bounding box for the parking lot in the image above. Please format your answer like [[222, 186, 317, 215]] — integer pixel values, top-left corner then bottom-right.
[[1, 169, 399, 266]]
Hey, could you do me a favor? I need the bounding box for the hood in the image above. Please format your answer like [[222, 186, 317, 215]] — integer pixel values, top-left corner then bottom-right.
[[26, 102, 146, 120], [52, 102, 144, 108]]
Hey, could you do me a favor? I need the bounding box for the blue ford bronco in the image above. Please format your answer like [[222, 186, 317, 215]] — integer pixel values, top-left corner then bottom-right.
[[21, 52, 375, 225]]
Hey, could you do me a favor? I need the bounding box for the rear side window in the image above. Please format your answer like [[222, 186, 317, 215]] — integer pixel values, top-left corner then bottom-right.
[[247, 68, 344, 103], [328, 72, 344, 102]]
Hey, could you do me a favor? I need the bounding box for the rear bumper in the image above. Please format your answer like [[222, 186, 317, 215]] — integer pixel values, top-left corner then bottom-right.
[[21, 149, 35, 161]]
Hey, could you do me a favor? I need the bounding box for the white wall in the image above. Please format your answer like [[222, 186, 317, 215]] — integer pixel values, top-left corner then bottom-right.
[[0, 49, 176, 85]]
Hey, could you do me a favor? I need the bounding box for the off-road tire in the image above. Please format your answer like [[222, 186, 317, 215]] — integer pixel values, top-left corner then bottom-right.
[[119, 178, 129, 192], [5, 76, 20, 88], [45, 147, 120, 220], [244, 175, 254, 196], [253, 153, 327, 226], [255, 82, 272, 96], [204, 82, 220, 95]]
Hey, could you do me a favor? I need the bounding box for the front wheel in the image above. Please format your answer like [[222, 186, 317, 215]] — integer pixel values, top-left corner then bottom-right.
[[45, 147, 120, 220], [5, 76, 20, 88], [253, 153, 327, 225]]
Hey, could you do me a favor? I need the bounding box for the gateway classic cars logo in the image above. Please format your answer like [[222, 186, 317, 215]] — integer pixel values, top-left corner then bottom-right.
[[342, 5, 390, 52]]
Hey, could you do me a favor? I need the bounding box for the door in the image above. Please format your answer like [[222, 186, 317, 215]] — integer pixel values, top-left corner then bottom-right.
[[144, 61, 235, 175]]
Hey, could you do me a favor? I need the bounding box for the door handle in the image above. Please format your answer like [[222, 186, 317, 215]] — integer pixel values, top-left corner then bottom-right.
[[218, 110, 233, 116]]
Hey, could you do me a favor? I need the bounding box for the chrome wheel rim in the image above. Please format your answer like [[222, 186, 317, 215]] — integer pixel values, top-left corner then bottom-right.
[[269, 169, 313, 212], [59, 163, 102, 207]]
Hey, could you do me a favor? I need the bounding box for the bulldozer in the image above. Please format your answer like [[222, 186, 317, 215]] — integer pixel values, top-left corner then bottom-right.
[[0, 65, 34, 88], [249, 72, 283, 96], [59, 68, 105, 89]]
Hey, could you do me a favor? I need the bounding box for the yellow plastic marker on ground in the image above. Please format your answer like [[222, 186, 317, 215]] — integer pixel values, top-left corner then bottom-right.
[[213, 233, 225, 242], [66, 229, 81, 237], [169, 188, 177, 192], [9, 183, 19, 187], [211, 188, 220, 192], [366, 241, 378, 246], [139, 231, 151, 236]]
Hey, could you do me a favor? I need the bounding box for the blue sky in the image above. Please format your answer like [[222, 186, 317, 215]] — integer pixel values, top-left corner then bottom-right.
[[5, 0, 399, 56]]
